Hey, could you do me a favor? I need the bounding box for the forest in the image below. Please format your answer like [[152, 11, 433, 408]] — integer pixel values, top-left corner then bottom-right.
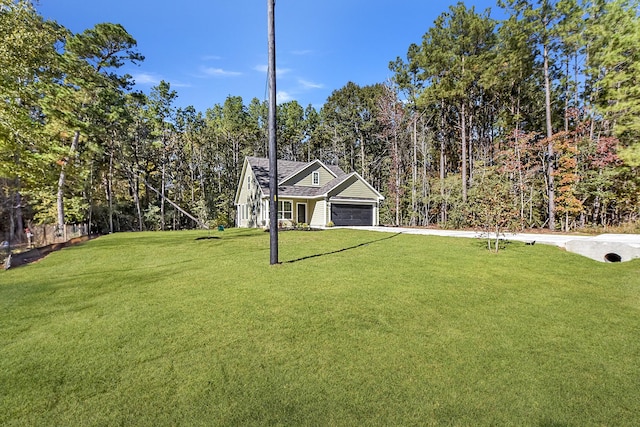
[[1, 0, 639, 242]]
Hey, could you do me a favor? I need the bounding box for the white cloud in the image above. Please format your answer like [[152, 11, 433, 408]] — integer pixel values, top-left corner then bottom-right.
[[291, 49, 313, 56], [277, 91, 293, 103], [202, 55, 222, 61], [131, 72, 191, 88], [201, 67, 242, 77], [298, 79, 323, 89], [132, 72, 161, 85]]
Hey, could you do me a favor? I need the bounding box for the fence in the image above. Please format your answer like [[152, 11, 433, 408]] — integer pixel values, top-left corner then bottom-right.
[[29, 224, 89, 247]]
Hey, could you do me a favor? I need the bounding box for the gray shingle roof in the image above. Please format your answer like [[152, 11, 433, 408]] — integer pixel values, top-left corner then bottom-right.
[[247, 156, 349, 198]]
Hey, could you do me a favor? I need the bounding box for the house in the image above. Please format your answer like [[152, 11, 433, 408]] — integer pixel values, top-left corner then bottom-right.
[[234, 157, 384, 228]]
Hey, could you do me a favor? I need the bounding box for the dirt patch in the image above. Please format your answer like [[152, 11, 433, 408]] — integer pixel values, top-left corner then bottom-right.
[[3, 235, 93, 270]]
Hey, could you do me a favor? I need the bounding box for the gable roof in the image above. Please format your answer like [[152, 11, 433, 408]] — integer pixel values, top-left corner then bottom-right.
[[246, 156, 322, 190], [239, 156, 383, 201], [246, 157, 345, 194], [279, 159, 337, 186]]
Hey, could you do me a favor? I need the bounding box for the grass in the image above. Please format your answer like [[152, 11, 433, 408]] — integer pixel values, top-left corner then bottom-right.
[[1, 228, 639, 426]]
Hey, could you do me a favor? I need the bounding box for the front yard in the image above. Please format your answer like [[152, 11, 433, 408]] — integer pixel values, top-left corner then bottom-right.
[[1, 228, 638, 425]]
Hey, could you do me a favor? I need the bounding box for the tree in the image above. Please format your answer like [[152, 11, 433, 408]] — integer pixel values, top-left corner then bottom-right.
[[552, 131, 582, 231], [415, 4, 496, 202], [499, 0, 560, 229], [46, 22, 143, 230], [390, 44, 431, 225], [247, 97, 268, 157], [376, 83, 408, 226], [116, 92, 152, 231], [277, 101, 305, 161], [148, 81, 177, 230], [303, 104, 322, 162], [322, 82, 386, 179], [585, 0, 640, 166], [0, 0, 65, 242], [469, 166, 521, 252]]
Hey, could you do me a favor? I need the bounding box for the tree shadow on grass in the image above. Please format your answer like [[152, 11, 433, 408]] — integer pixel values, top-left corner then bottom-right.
[[283, 232, 402, 264]]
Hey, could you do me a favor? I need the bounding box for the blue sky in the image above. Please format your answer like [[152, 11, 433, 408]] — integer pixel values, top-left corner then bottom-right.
[[37, 0, 499, 112]]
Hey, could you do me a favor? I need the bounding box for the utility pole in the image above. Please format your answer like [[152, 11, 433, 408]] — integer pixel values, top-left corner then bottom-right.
[[268, 0, 278, 265]]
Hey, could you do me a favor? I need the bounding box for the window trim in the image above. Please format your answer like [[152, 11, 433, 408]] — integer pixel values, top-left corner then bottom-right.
[[312, 171, 320, 186], [278, 200, 293, 220]]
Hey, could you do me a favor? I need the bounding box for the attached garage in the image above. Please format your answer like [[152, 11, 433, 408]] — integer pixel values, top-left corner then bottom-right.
[[331, 203, 373, 226]]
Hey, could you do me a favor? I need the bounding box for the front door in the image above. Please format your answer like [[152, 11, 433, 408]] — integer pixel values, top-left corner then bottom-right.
[[297, 203, 306, 224]]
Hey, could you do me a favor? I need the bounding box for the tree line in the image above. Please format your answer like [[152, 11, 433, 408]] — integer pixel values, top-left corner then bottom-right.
[[1, 0, 639, 242]]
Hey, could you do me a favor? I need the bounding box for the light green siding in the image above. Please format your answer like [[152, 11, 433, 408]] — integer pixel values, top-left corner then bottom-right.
[[235, 169, 251, 206], [287, 164, 335, 187], [310, 200, 326, 227], [237, 168, 264, 227], [330, 176, 379, 199]]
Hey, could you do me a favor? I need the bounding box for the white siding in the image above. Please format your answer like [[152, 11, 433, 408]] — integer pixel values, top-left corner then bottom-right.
[[310, 200, 326, 227]]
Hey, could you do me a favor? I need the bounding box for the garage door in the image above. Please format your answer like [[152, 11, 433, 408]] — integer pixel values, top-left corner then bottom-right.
[[331, 204, 373, 226]]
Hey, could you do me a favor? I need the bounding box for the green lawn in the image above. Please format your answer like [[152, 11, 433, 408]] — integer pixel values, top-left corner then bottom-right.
[[1, 228, 639, 426]]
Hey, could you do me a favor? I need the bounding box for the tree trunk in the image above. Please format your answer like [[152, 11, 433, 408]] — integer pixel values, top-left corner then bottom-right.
[[161, 155, 166, 231], [57, 130, 80, 229], [440, 105, 447, 224], [394, 134, 401, 226], [57, 167, 66, 229], [461, 103, 468, 202], [422, 126, 429, 226], [360, 139, 366, 180], [468, 112, 474, 188], [190, 142, 196, 204], [15, 189, 24, 242], [131, 174, 143, 231], [108, 149, 114, 234], [411, 117, 418, 226], [198, 148, 206, 204], [564, 57, 570, 133], [543, 42, 556, 230], [514, 122, 525, 221]]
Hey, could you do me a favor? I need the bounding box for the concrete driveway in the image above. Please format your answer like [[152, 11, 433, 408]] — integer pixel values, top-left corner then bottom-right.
[[342, 226, 640, 263]]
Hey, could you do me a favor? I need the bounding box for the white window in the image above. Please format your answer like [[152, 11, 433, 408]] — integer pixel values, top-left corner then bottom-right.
[[278, 200, 292, 220], [247, 178, 251, 190], [312, 171, 320, 186]]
